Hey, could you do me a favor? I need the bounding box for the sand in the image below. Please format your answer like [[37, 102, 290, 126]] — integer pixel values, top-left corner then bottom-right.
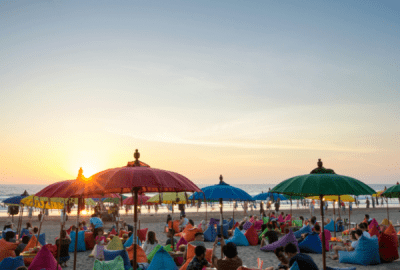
[[2, 206, 400, 270]]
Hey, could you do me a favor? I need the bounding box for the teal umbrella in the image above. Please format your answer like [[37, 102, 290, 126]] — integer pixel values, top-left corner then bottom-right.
[[381, 184, 399, 220], [271, 159, 375, 270]]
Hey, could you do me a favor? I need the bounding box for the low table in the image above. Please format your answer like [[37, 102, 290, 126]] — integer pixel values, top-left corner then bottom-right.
[[168, 251, 184, 259], [21, 252, 37, 258]]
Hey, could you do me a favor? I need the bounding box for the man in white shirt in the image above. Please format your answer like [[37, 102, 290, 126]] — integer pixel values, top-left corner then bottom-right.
[[179, 214, 189, 231], [359, 223, 371, 238]]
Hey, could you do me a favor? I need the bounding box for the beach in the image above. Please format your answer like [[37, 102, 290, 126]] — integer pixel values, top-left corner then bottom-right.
[[3, 206, 400, 270]]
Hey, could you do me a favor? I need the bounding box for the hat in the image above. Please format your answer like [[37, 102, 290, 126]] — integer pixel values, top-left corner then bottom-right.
[[5, 221, 14, 226]]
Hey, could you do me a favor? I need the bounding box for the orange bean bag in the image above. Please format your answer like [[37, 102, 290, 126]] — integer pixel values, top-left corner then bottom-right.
[[173, 220, 180, 233], [84, 232, 95, 250], [137, 228, 148, 243], [379, 231, 399, 262], [179, 243, 212, 270], [385, 224, 398, 247], [126, 244, 147, 263], [119, 230, 128, 238], [22, 235, 42, 266], [244, 226, 258, 246], [232, 222, 239, 230], [0, 239, 18, 263], [175, 224, 193, 237], [183, 228, 201, 243]]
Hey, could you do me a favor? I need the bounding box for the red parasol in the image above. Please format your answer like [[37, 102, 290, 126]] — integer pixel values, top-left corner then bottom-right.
[[123, 195, 152, 205]]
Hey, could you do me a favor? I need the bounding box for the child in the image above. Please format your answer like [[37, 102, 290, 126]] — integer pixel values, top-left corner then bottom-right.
[[89, 228, 107, 260], [82, 221, 88, 231], [56, 230, 71, 267], [187, 245, 210, 270]]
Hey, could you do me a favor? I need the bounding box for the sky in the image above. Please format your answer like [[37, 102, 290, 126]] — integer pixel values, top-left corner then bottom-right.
[[0, 0, 399, 186]]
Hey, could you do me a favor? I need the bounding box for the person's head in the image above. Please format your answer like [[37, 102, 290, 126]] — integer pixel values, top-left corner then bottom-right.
[[147, 231, 157, 245], [189, 219, 194, 226], [365, 214, 370, 220], [194, 232, 204, 242], [61, 230, 67, 239], [5, 231, 15, 242], [194, 245, 206, 259], [71, 225, 77, 231], [350, 231, 357, 241], [96, 228, 104, 237], [181, 214, 186, 219], [33, 226, 39, 234], [284, 242, 298, 260], [299, 216, 304, 222], [271, 220, 277, 229], [261, 224, 267, 232], [355, 229, 363, 239], [281, 212, 284, 216], [4, 221, 13, 230], [15, 267, 28, 270], [274, 247, 288, 264], [82, 221, 86, 226], [267, 223, 273, 230], [271, 212, 275, 216], [222, 242, 238, 259], [314, 224, 321, 233], [22, 235, 30, 244], [249, 215, 253, 219], [26, 222, 32, 229], [310, 216, 317, 225], [167, 228, 175, 238], [123, 234, 129, 241], [359, 223, 367, 231]]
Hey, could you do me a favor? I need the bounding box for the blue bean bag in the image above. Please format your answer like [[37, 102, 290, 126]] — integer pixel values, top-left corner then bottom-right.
[[294, 225, 312, 239], [147, 247, 178, 270], [223, 228, 249, 246], [20, 228, 30, 238], [123, 234, 141, 248], [34, 233, 46, 246], [204, 225, 217, 242], [228, 219, 235, 229], [298, 232, 322, 254], [104, 249, 131, 270], [2, 230, 16, 239], [0, 255, 24, 270], [326, 267, 356, 270], [69, 231, 86, 252], [290, 261, 300, 270], [325, 220, 344, 232], [209, 218, 219, 226], [217, 223, 229, 239], [339, 235, 380, 265]]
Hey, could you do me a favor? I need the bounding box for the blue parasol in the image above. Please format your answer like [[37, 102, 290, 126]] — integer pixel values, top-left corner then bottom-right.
[[252, 192, 288, 201], [2, 195, 27, 205]]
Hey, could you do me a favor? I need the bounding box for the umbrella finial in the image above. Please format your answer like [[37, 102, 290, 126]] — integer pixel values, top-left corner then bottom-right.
[[134, 149, 140, 166], [77, 167, 83, 180], [317, 159, 323, 168], [219, 175, 223, 183]]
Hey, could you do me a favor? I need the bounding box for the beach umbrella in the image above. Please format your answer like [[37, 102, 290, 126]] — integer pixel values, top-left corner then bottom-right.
[[380, 186, 396, 220], [271, 159, 375, 270], [103, 194, 128, 203], [190, 175, 254, 221], [73, 149, 202, 270], [148, 192, 191, 204], [123, 195, 152, 206], [252, 192, 288, 201], [2, 195, 27, 205]]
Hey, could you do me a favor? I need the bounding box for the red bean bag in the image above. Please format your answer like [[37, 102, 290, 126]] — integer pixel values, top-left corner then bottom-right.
[[118, 230, 128, 238], [244, 225, 258, 246], [126, 244, 147, 262], [45, 244, 58, 258], [232, 222, 239, 230], [319, 229, 331, 251], [369, 225, 380, 238], [0, 239, 17, 263], [379, 231, 399, 262], [175, 224, 193, 237], [254, 220, 263, 231], [84, 232, 95, 250], [137, 228, 148, 243], [385, 225, 398, 247], [109, 228, 117, 236]]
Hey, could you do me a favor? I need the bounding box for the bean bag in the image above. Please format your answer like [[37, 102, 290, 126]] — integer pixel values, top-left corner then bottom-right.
[[0, 239, 18, 263], [232, 222, 239, 230], [224, 228, 249, 246], [109, 228, 117, 236], [147, 245, 173, 263], [94, 255, 125, 270], [104, 249, 131, 270], [179, 243, 212, 270], [263, 217, 269, 224], [173, 220, 180, 233], [254, 220, 263, 231], [299, 232, 322, 254], [259, 227, 269, 240], [284, 214, 291, 222], [381, 218, 391, 226], [228, 218, 235, 229], [378, 230, 399, 262], [148, 247, 177, 270], [84, 231, 95, 250], [260, 230, 299, 252], [249, 217, 255, 223], [289, 261, 299, 270], [217, 224, 229, 239], [119, 230, 129, 238], [123, 234, 141, 248], [369, 225, 380, 238], [294, 225, 311, 239], [176, 224, 194, 237], [292, 220, 302, 227], [339, 235, 381, 265], [20, 228, 30, 238], [326, 267, 356, 270], [385, 224, 398, 247], [22, 235, 41, 266], [126, 244, 147, 262], [243, 221, 252, 231], [0, 255, 24, 270], [209, 218, 219, 226], [325, 220, 344, 232], [137, 228, 148, 243], [244, 226, 258, 246], [369, 218, 379, 230], [320, 229, 331, 251], [277, 214, 284, 223], [90, 217, 104, 229], [107, 236, 124, 251], [28, 245, 62, 270], [176, 237, 187, 250], [44, 244, 57, 258], [183, 228, 201, 242], [69, 231, 86, 252], [34, 233, 46, 246], [204, 224, 217, 242]]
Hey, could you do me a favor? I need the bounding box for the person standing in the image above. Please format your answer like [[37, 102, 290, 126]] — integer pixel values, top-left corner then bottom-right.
[[310, 200, 315, 217], [372, 197, 375, 208], [28, 207, 33, 223], [366, 198, 370, 209], [349, 201, 353, 214], [243, 201, 248, 215], [341, 201, 346, 214], [275, 198, 280, 212]]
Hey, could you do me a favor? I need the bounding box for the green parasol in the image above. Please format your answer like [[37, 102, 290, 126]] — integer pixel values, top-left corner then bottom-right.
[[271, 159, 375, 270], [380, 185, 398, 220], [103, 195, 128, 204]]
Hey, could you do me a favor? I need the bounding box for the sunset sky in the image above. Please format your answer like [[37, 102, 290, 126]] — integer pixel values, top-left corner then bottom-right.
[[1, 0, 399, 185]]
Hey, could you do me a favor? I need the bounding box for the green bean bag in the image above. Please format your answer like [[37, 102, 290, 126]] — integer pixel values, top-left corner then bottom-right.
[[94, 255, 125, 270]]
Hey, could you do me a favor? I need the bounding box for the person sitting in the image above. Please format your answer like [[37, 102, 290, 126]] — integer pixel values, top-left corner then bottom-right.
[[15, 236, 30, 256], [32, 226, 39, 235], [5, 231, 16, 243], [165, 228, 178, 246], [329, 230, 361, 260], [212, 237, 243, 270], [363, 214, 371, 225], [284, 242, 318, 270], [56, 230, 71, 267], [299, 216, 305, 227], [260, 223, 279, 247], [271, 220, 278, 230], [183, 232, 206, 262], [122, 234, 129, 245], [187, 245, 211, 270], [142, 231, 159, 256], [179, 215, 189, 231], [358, 223, 371, 238], [25, 222, 32, 231], [264, 247, 289, 270], [81, 221, 88, 231], [189, 219, 195, 226], [270, 212, 276, 219], [298, 224, 321, 244]]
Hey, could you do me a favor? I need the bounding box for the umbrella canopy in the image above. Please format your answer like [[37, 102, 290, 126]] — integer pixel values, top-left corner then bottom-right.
[[2, 195, 27, 205], [148, 192, 192, 204], [372, 190, 384, 197], [307, 195, 355, 202], [381, 184, 400, 198], [103, 194, 128, 203], [189, 175, 254, 201], [20, 196, 96, 209], [123, 195, 152, 205], [252, 192, 288, 201]]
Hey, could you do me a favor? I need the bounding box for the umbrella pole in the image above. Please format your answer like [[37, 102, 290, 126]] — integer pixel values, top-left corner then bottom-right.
[[36, 204, 46, 246], [320, 195, 326, 270], [386, 198, 389, 221], [232, 201, 235, 220], [219, 198, 223, 227], [132, 188, 139, 270], [73, 197, 81, 270], [57, 200, 66, 269], [205, 200, 208, 222], [17, 205, 23, 238], [290, 197, 292, 218], [333, 200, 336, 238]]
